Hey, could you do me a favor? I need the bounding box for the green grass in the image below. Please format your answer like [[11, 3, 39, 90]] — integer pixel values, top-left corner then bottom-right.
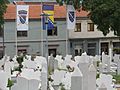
[[113, 74, 120, 84]]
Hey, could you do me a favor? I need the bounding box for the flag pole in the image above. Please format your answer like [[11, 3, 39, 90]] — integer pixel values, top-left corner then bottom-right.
[[66, 5, 68, 55], [66, 28, 68, 55], [41, 0, 43, 56], [14, 1, 18, 56]]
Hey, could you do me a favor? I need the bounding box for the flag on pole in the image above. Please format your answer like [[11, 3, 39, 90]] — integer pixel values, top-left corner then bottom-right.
[[42, 5, 54, 30], [16, 5, 29, 31], [67, 5, 76, 30]]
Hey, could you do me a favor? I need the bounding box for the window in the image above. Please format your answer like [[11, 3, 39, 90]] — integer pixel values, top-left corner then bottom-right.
[[113, 42, 120, 54], [0, 30, 3, 37], [47, 26, 57, 36], [0, 50, 3, 59], [88, 43, 96, 56], [0, 46, 5, 59], [17, 31, 27, 37], [17, 45, 28, 55], [18, 49, 27, 55], [0, 26, 3, 37], [88, 23, 94, 31], [75, 23, 81, 32]]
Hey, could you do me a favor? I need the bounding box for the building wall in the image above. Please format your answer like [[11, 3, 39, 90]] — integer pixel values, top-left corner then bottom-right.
[[0, 18, 119, 58], [1, 20, 68, 58], [69, 18, 120, 56], [69, 19, 116, 39]]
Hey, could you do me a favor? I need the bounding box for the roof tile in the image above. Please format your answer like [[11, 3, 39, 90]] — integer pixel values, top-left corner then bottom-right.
[[4, 4, 89, 20]]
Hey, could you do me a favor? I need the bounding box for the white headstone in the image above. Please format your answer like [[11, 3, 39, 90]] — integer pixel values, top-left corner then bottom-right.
[[16, 77, 29, 90], [54, 59, 58, 70], [78, 54, 89, 90], [61, 72, 71, 90], [98, 83, 107, 90], [52, 70, 66, 85], [96, 74, 113, 90], [4, 61, 11, 79], [88, 64, 96, 90], [29, 79, 40, 90], [102, 52, 110, 73], [48, 55, 54, 73], [113, 54, 120, 63], [117, 60, 120, 74], [71, 67, 83, 90], [0, 71, 8, 90], [41, 67, 47, 90], [22, 60, 36, 69]]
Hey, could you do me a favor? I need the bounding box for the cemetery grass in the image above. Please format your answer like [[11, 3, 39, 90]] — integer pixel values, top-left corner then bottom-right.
[[113, 74, 120, 84]]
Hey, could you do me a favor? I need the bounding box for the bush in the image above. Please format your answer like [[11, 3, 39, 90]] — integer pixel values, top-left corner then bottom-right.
[[7, 78, 14, 88], [113, 74, 120, 84]]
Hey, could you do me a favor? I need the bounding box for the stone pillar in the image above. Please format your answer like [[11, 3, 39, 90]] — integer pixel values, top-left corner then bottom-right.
[[78, 59, 89, 90], [71, 67, 83, 90], [48, 54, 54, 73], [54, 59, 58, 70], [99, 63, 103, 73], [41, 67, 47, 90], [98, 83, 107, 90], [109, 40, 113, 63], [83, 40, 88, 53], [88, 64, 96, 90], [117, 60, 120, 75]]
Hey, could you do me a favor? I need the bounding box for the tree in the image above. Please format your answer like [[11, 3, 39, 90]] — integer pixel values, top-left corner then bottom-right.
[[0, 0, 9, 29], [56, 0, 120, 36], [56, 0, 82, 9], [0, 0, 9, 58], [82, 0, 120, 36]]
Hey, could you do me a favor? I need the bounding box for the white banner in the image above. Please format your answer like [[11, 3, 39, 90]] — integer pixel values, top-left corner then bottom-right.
[[16, 5, 29, 31], [67, 5, 76, 30]]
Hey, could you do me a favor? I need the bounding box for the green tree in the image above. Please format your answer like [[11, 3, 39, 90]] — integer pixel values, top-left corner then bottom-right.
[[56, 0, 120, 36], [82, 0, 120, 36], [0, 0, 9, 29], [56, 0, 82, 9]]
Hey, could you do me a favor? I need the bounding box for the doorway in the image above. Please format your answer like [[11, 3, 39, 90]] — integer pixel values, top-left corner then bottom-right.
[[101, 42, 109, 55], [48, 49, 56, 57]]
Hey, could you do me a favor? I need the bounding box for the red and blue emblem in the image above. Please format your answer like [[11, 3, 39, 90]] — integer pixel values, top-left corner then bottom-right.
[[68, 11, 75, 23], [18, 10, 27, 24]]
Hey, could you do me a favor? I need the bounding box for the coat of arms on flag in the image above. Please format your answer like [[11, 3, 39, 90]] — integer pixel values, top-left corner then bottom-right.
[[67, 5, 76, 30], [18, 10, 27, 24], [17, 5, 29, 31], [69, 11, 75, 23]]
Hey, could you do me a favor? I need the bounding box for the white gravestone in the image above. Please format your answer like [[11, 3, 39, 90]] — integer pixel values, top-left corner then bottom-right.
[[102, 52, 110, 73], [71, 67, 83, 90], [0, 71, 8, 90], [96, 74, 113, 90], [52, 70, 66, 85], [12, 77, 29, 90], [48, 55, 54, 73], [41, 67, 47, 90], [98, 83, 107, 90], [88, 64, 96, 90], [78, 54, 89, 90], [29, 79, 40, 90]]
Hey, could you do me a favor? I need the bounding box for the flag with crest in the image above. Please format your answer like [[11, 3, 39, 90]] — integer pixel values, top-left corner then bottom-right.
[[16, 5, 29, 30], [67, 5, 76, 30]]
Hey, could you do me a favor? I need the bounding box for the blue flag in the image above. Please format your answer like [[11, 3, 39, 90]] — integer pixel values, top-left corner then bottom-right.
[[42, 5, 54, 30]]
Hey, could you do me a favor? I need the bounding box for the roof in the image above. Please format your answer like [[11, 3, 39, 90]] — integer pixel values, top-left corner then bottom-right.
[[4, 4, 89, 20]]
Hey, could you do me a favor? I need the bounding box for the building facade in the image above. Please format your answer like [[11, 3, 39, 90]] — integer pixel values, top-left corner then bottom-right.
[[0, 2, 119, 58]]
